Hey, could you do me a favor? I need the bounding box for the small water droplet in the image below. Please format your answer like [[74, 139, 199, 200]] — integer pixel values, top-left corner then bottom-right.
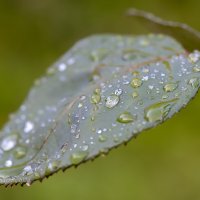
[[131, 78, 142, 88], [5, 160, 13, 167], [48, 160, 60, 171], [114, 88, 123, 96], [14, 146, 27, 159], [145, 99, 178, 123], [58, 63, 67, 72], [132, 91, 139, 99], [193, 65, 200, 72], [98, 135, 107, 142], [117, 112, 135, 123], [188, 51, 200, 63], [70, 151, 89, 165], [188, 78, 199, 89], [163, 82, 178, 92], [1, 134, 18, 151], [24, 121, 34, 133], [91, 88, 101, 104], [23, 165, 33, 176], [105, 95, 120, 109]]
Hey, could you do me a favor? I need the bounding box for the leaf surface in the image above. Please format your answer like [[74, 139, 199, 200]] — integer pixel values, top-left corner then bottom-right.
[[1, 33, 200, 186]]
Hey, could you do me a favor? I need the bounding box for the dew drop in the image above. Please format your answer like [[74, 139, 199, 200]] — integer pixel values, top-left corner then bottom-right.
[[70, 151, 89, 165], [193, 66, 200, 72], [91, 88, 101, 104], [105, 95, 120, 109], [131, 78, 142, 88], [14, 146, 27, 159], [48, 160, 60, 171], [188, 78, 199, 89], [188, 51, 200, 63], [114, 88, 123, 96], [163, 82, 178, 92], [5, 160, 13, 168], [58, 63, 67, 72], [132, 91, 139, 99], [1, 134, 18, 151], [145, 99, 178, 123], [117, 112, 135, 123], [24, 121, 34, 133], [98, 135, 107, 142]]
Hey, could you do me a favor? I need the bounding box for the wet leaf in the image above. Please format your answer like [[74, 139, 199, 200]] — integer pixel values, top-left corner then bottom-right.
[[1, 32, 200, 186]]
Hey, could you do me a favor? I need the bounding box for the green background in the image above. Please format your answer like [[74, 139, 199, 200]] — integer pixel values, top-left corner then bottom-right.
[[0, 0, 200, 199]]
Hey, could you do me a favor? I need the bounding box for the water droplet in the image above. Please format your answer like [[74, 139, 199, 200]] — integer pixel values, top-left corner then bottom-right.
[[188, 51, 200, 63], [193, 65, 200, 72], [164, 82, 178, 92], [139, 39, 149, 46], [131, 78, 142, 88], [58, 63, 67, 72], [90, 49, 108, 62], [117, 112, 135, 123], [1, 134, 18, 151], [91, 88, 101, 104], [5, 160, 13, 167], [114, 88, 123, 96], [48, 160, 60, 171], [145, 99, 178, 123], [24, 121, 34, 133], [70, 151, 89, 165], [14, 146, 27, 159], [188, 78, 199, 89], [98, 135, 107, 142], [132, 91, 139, 99], [105, 95, 120, 109], [23, 165, 33, 176]]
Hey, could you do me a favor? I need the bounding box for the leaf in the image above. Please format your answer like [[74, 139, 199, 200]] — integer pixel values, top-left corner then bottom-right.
[[1, 20, 200, 187]]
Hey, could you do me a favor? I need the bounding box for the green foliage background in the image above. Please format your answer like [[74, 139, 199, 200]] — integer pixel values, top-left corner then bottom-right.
[[0, 0, 200, 199]]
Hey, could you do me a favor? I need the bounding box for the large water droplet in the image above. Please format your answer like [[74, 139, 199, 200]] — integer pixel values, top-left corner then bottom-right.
[[164, 82, 178, 92], [117, 112, 135, 123], [105, 95, 120, 109], [131, 78, 142, 88], [145, 99, 178, 123], [0, 134, 18, 151], [70, 151, 89, 165]]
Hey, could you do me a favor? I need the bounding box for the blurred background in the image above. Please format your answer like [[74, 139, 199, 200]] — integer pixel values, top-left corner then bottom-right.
[[0, 0, 200, 199]]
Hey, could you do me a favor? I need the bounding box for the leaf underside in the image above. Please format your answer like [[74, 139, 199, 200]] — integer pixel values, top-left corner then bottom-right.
[[1, 15, 200, 187]]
